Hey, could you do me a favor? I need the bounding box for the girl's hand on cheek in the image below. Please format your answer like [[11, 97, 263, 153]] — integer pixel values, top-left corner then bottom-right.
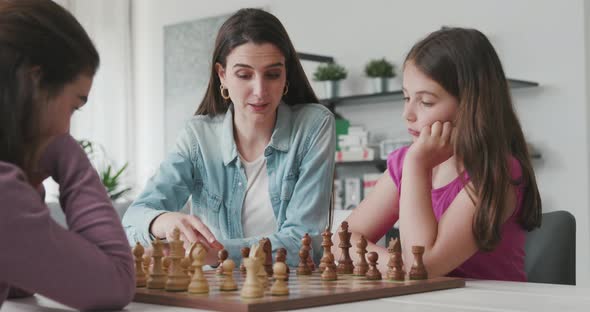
[[407, 121, 454, 169]]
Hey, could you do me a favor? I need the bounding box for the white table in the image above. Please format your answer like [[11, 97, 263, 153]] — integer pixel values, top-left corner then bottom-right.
[[3, 280, 590, 312]]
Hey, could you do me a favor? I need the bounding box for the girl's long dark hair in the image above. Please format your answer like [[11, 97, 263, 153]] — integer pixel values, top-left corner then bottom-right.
[[0, 0, 99, 178], [406, 28, 542, 251], [196, 8, 318, 116]]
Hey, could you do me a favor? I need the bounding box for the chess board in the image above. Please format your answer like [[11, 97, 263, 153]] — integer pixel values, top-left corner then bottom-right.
[[134, 270, 465, 311]]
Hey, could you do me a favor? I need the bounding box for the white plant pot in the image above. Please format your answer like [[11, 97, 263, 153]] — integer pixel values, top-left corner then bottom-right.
[[324, 80, 341, 98], [371, 77, 391, 93]]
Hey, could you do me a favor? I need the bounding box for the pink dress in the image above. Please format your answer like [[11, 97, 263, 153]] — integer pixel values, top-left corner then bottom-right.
[[387, 146, 526, 281]]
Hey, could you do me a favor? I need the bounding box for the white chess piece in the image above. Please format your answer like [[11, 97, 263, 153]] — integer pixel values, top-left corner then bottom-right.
[[188, 243, 209, 294], [241, 244, 264, 298], [220, 259, 238, 291], [271, 261, 289, 296]]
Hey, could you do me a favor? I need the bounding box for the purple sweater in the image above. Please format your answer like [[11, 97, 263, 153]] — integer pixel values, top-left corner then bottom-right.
[[0, 134, 135, 310], [388, 146, 526, 282]]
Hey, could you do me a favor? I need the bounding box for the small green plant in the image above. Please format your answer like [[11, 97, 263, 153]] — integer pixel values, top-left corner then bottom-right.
[[78, 139, 131, 201], [364, 58, 396, 78], [313, 63, 347, 81]]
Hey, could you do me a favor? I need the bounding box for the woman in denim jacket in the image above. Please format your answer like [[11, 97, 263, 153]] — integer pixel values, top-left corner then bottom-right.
[[123, 8, 335, 267]]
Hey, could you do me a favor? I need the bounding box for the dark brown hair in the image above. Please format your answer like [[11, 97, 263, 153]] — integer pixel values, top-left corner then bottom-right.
[[195, 8, 318, 116], [405, 27, 542, 251], [0, 0, 99, 178]]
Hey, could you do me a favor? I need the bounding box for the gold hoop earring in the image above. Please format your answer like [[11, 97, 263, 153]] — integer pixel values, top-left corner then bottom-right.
[[283, 81, 289, 96], [220, 84, 230, 100]]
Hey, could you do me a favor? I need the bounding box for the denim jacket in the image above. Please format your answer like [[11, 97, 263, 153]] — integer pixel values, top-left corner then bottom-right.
[[122, 103, 335, 266]]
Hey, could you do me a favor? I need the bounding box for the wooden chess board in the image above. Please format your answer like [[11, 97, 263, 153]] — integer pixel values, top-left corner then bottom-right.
[[134, 270, 465, 311]]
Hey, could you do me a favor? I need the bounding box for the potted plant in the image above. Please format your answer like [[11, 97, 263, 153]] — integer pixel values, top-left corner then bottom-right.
[[364, 58, 396, 93], [313, 62, 347, 98], [79, 139, 132, 201]]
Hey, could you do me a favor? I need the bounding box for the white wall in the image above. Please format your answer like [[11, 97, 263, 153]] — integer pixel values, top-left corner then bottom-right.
[[131, 0, 590, 285]]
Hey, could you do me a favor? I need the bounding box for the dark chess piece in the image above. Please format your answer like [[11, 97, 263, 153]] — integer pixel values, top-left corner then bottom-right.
[[240, 247, 250, 274], [297, 246, 312, 275], [353, 235, 369, 276], [386, 238, 405, 281], [319, 230, 335, 273], [216, 249, 228, 275], [409, 245, 428, 280], [337, 221, 354, 274], [260, 238, 273, 276], [301, 233, 315, 271], [275, 247, 289, 280], [365, 251, 382, 280]]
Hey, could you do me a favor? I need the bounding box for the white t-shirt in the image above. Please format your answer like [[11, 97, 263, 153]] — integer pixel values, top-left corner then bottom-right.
[[240, 154, 277, 238]]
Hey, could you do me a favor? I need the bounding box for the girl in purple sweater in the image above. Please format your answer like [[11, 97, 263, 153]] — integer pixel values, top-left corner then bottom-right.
[[334, 28, 542, 281], [0, 0, 134, 309]]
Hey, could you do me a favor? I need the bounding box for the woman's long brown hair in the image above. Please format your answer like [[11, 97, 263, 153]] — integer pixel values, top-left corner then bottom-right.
[[195, 8, 318, 116], [406, 28, 542, 251], [0, 0, 99, 179]]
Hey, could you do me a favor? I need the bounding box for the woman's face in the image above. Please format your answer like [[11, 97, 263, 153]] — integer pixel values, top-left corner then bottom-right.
[[40, 74, 93, 141], [216, 42, 287, 125]]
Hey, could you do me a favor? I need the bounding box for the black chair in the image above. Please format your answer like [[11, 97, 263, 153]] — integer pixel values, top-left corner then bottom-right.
[[525, 210, 576, 285]]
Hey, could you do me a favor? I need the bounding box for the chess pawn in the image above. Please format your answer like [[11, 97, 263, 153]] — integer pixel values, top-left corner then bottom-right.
[[133, 242, 147, 287], [297, 247, 312, 275], [260, 238, 274, 276], [409, 246, 428, 280], [220, 259, 238, 291], [216, 249, 228, 276], [147, 238, 167, 289], [271, 260, 289, 296], [240, 247, 250, 274], [353, 235, 369, 276], [320, 254, 337, 281], [337, 221, 354, 274], [365, 252, 382, 280], [275, 248, 289, 280], [188, 243, 209, 294], [241, 245, 264, 298], [386, 238, 405, 281], [319, 230, 334, 273], [301, 233, 315, 272]]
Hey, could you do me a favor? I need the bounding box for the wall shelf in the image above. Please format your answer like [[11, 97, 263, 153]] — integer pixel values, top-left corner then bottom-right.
[[320, 78, 539, 109]]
